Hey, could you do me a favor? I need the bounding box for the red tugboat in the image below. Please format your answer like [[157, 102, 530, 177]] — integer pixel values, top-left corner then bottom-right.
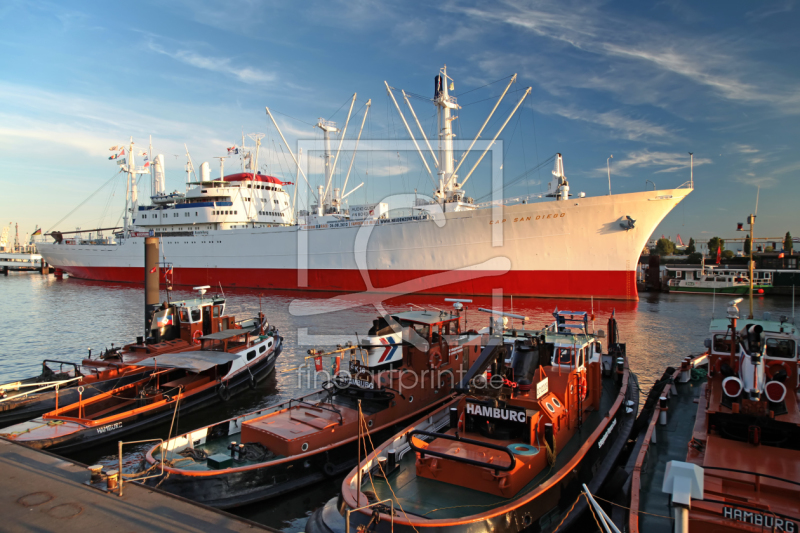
[[0, 311, 281, 454], [307, 309, 638, 533], [623, 297, 799, 533], [0, 286, 260, 428], [141, 303, 487, 509]]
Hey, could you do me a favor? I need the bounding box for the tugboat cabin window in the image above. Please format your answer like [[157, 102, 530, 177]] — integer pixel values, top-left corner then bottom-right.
[[765, 338, 796, 360], [191, 308, 201, 322], [555, 347, 573, 365], [259, 345, 266, 354], [212, 306, 220, 318], [713, 334, 732, 353], [179, 307, 190, 323], [247, 350, 256, 361]]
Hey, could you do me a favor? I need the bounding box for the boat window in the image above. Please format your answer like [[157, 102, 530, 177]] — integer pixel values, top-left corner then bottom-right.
[[259, 345, 266, 353], [713, 334, 732, 353], [715, 277, 726, 282], [555, 347, 572, 365], [247, 350, 256, 361], [178, 307, 189, 323], [191, 308, 201, 322], [213, 306, 220, 318], [545, 402, 555, 413], [675, 271, 682, 278], [552, 397, 561, 408], [765, 338, 796, 360]]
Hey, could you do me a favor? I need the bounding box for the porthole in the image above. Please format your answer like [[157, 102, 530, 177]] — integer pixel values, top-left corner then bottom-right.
[[409, 396, 414, 403], [367, 420, 373, 428], [546, 402, 555, 413], [552, 398, 561, 408], [301, 442, 309, 452]]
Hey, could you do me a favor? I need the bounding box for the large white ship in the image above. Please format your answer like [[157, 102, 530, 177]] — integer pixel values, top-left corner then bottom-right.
[[37, 66, 692, 300]]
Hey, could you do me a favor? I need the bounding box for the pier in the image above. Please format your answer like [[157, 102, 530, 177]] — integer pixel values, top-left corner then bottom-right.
[[0, 437, 277, 532]]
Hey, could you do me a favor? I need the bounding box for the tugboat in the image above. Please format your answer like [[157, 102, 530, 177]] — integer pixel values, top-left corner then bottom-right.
[[623, 298, 799, 533], [307, 309, 639, 533], [0, 286, 262, 428], [141, 302, 486, 509], [0, 317, 281, 454]]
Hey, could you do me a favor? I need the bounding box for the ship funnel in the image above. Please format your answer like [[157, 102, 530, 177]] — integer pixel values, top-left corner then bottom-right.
[[200, 162, 211, 181]]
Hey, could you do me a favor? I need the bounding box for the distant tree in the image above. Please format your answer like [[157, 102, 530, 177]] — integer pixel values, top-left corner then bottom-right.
[[686, 238, 696, 254], [687, 252, 703, 263], [744, 235, 751, 255], [786, 232, 794, 254], [721, 250, 734, 260], [765, 246, 774, 253], [655, 238, 676, 256], [707, 237, 724, 258]]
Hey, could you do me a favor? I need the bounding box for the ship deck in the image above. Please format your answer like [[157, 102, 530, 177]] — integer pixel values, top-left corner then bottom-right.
[[637, 377, 705, 532], [360, 376, 619, 519]]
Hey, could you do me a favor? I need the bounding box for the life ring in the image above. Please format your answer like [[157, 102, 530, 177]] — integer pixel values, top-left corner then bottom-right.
[[578, 373, 587, 402], [429, 351, 442, 370], [192, 330, 202, 345], [217, 383, 231, 401], [457, 411, 465, 433], [766, 361, 793, 380], [323, 462, 336, 477]]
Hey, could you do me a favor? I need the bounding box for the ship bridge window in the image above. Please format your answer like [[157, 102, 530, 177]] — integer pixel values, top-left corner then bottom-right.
[[191, 308, 201, 322], [555, 347, 573, 365], [712, 334, 732, 353], [179, 307, 189, 323], [765, 338, 796, 360]]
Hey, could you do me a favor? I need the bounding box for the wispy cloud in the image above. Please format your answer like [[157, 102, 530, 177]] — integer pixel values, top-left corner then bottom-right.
[[147, 42, 276, 85], [735, 175, 778, 188], [542, 103, 673, 141], [600, 150, 711, 177]]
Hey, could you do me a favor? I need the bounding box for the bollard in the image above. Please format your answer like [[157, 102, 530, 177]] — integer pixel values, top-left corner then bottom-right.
[[659, 396, 668, 425], [387, 449, 397, 472], [449, 407, 459, 430]]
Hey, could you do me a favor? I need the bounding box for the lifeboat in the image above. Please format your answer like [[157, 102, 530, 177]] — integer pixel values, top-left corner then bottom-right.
[[140, 302, 485, 509], [307, 309, 639, 533], [622, 299, 799, 533]]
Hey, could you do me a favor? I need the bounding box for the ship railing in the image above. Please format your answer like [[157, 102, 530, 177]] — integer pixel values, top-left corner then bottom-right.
[[117, 438, 165, 497], [408, 429, 517, 475], [677, 180, 693, 189], [702, 466, 800, 492], [0, 376, 83, 403], [473, 194, 542, 209], [287, 396, 344, 426]]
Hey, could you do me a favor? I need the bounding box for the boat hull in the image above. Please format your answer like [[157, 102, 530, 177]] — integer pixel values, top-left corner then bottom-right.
[[147, 397, 454, 509], [37, 189, 691, 300], [5, 342, 280, 455]]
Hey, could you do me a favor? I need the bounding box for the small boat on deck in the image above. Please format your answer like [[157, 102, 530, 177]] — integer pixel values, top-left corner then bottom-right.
[[622, 300, 799, 533], [141, 302, 488, 509], [0, 321, 281, 454], [307, 309, 639, 533], [0, 287, 263, 428]]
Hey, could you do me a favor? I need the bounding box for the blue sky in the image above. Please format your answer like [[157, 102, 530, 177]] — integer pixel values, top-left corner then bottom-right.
[[1, 0, 798, 248]]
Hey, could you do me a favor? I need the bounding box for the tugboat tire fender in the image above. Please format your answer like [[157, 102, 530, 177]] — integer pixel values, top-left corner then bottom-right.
[[248, 373, 257, 390], [217, 383, 231, 401], [323, 462, 336, 478]]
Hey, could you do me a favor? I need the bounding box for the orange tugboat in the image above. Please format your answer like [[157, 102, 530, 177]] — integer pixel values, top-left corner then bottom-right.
[[307, 309, 638, 533], [0, 286, 261, 428], [623, 297, 799, 533], [1, 308, 280, 454], [141, 302, 487, 509]]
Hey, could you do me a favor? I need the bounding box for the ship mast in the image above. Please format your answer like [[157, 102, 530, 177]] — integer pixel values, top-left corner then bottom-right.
[[436, 66, 458, 202], [316, 118, 339, 215]]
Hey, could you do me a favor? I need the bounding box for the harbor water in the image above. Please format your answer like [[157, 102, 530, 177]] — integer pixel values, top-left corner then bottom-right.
[[1, 272, 796, 531]]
